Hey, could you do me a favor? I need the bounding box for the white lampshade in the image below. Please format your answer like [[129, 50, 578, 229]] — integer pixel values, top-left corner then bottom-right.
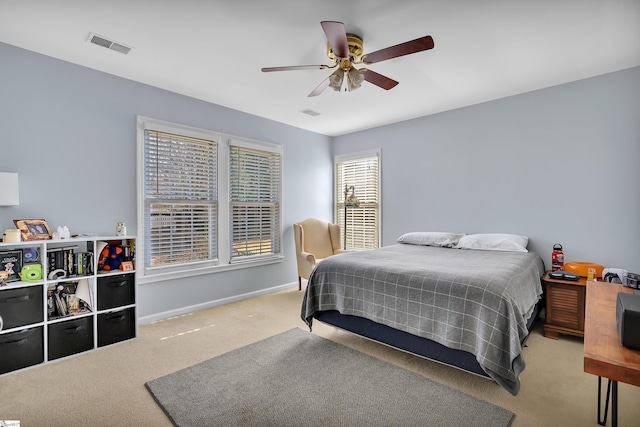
[[329, 69, 344, 92], [0, 173, 19, 206], [346, 68, 364, 91]]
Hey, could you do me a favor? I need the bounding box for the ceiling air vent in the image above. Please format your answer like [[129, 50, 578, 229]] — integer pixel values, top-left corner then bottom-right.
[[87, 33, 133, 55], [300, 108, 321, 117]]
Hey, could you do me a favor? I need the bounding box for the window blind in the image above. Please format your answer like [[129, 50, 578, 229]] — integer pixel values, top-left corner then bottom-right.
[[336, 153, 379, 250], [144, 130, 217, 269], [229, 144, 281, 261]]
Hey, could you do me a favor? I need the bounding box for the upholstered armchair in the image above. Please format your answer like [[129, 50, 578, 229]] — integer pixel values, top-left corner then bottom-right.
[[293, 218, 347, 290]]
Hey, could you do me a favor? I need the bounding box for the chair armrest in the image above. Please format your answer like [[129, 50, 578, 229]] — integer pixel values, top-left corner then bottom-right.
[[300, 251, 317, 264]]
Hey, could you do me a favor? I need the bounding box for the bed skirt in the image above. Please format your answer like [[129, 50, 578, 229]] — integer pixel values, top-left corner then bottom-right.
[[314, 300, 541, 378]]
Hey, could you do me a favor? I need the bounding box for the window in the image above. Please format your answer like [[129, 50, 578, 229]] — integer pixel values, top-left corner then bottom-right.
[[335, 149, 380, 250], [229, 140, 282, 262], [143, 129, 218, 269], [137, 117, 282, 283]]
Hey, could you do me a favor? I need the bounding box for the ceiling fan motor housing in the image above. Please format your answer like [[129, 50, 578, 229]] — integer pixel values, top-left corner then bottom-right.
[[327, 34, 364, 62]]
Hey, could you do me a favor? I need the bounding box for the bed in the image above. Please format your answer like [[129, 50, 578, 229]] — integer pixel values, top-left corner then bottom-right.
[[301, 232, 545, 396]]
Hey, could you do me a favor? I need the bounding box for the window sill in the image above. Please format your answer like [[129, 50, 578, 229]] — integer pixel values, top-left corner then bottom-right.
[[138, 255, 284, 285]]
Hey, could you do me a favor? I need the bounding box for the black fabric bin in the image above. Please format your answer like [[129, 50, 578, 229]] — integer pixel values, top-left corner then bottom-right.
[[97, 307, 135, 347], [97, 274, 135, 310], [0, 326, 44, 374], [48, 316, 94, 360], [0, 285, 44, 329]]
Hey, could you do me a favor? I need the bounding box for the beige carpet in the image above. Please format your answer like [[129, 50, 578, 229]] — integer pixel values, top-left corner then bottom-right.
[[1, 287, 640, 426]]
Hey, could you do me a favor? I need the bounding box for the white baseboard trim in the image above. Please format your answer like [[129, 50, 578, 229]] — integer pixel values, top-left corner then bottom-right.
[[138, 281, 299, 325]]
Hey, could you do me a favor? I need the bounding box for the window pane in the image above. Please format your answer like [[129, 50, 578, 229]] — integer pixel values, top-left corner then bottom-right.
[[336, 154, 379, 250], [144, 130, 217, 268], [230, 145, 281, 260]]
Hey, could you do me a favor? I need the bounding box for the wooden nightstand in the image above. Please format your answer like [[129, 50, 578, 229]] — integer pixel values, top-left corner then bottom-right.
[[542, 271, 587, 339]]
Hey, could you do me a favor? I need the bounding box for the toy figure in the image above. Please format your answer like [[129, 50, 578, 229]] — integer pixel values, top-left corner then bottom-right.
[[0, 270, 8, 286], [99, 245, 124, 271]]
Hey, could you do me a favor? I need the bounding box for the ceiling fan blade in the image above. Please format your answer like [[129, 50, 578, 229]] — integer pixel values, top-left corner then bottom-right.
[[362, 69, 399, 90], [308, 77, 330, 97], [262, 65, 330, 72], [362, 35, 434, 64], [321, 21, 349, 58]]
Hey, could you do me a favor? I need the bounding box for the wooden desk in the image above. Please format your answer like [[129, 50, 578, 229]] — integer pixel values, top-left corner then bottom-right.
[[584, 281, 640, 426]]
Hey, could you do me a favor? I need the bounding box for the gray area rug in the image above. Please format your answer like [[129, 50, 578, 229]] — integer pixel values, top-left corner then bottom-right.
[[145, 328, 514, 427]]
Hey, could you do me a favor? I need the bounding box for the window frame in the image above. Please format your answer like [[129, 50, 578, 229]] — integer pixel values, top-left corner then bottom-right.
[[136, 116, 283, 284], [334, 149, 381, 250]]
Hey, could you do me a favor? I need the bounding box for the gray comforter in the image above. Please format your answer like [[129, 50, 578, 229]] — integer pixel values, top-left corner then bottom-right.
[[301, 243, 545, 396]]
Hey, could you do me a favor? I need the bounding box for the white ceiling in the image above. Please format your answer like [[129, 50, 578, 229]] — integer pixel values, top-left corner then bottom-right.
[[1, 1, 639, 137]]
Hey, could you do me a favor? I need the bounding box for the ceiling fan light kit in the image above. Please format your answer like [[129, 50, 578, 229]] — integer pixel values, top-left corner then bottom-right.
[[261, 21, 434, 97], [329, 68, 345, 91], [346, 68, 364, 91]]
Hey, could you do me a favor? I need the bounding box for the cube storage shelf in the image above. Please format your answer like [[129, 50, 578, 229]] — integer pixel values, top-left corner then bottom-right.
[[0, 235, 136, 376]]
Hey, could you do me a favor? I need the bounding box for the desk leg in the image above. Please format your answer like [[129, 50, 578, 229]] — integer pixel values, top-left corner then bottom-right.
[[612, 380, 618, 427], [597, 376, 611, 426]]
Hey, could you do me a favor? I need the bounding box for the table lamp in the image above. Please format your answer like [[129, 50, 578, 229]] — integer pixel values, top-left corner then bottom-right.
[[0, 173, 19, 206]]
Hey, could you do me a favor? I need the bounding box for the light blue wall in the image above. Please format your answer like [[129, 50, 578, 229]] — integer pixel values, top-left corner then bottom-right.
[[2, 41, 638, 321], [334, 66, 640, 272], [0, 42, 334, 319]]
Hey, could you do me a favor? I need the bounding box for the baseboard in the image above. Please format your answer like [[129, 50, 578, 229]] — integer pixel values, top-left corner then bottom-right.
[[138, 281, 298, 325]]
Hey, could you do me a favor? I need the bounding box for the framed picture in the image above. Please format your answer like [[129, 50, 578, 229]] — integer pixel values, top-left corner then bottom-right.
[[14, 219, 53, 241]]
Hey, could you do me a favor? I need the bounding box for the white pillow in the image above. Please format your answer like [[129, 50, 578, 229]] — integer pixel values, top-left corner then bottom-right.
[[455, 233, 529, 252], [396, 232, 466, 248]]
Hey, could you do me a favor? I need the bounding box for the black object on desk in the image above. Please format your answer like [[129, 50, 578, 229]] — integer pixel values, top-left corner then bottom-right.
[[616, 292, 640, 350]]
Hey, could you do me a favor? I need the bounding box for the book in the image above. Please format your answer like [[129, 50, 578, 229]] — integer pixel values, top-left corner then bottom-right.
[[62, 246, 78, 276], [47, 286, 59, 319], [0, 250, 23, 282], [75, 252, 84, 275], [54, 291, 67, 317], [54, 249, 64, 273], [74, 252, 93, 276], [46, 246, 80, 278], [47, 248, 60, 274]]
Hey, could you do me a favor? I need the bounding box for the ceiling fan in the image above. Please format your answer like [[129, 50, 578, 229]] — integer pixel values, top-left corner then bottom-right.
[[261, 21, 434, 97]]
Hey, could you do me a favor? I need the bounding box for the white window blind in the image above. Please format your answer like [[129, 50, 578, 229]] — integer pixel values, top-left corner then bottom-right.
[[144, 130, 217, 270], [229, 142, 282, 262], [336, 151, 380, 250]]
